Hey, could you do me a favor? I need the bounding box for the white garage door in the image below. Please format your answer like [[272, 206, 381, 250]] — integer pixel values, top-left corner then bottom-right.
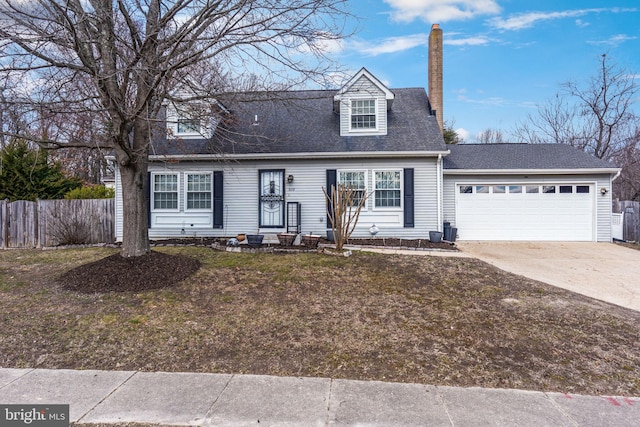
[[456, 183, 595, 241]]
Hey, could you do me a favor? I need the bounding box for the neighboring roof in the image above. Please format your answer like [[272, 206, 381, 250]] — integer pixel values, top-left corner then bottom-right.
[[443, 143, 619, 172], [150, 88, 446, 158]]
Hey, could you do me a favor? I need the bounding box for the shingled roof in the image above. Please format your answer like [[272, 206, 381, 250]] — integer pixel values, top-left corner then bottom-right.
[[150, 88, 446, 157], [443, 143, 618, 171]]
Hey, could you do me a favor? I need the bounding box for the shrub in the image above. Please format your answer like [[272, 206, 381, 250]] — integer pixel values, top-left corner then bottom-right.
[[64, 185, 114, 199]]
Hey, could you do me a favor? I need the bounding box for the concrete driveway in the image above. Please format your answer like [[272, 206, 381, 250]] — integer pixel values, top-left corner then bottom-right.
[[456, 242, 640, 312]]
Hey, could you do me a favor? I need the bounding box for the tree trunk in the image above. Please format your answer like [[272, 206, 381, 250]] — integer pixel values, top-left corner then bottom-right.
[[119, 159, 151, 257]]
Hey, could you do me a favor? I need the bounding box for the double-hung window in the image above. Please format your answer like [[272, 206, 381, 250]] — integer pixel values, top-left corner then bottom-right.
[[350, 99, 376, 130], [374, 170, 401, 208], [153, 173, 179, 210], [186, 173, 212, 210], [177, 118, 201, 134], [338, 170, 366, 206]]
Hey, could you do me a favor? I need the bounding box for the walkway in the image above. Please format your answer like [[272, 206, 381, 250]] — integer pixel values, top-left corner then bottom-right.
[[1, 368, 638, 426]]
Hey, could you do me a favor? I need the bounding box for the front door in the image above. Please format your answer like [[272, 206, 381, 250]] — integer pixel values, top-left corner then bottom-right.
[[259, 170, 285, 228]]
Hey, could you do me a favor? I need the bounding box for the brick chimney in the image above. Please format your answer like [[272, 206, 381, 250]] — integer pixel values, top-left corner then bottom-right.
[[428, 23, 443, 131]]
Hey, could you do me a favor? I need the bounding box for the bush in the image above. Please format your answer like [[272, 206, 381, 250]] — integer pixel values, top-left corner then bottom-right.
[[49, 217, 92, 245], [0, 140, 82, 201], [64, 185, 114, 199]]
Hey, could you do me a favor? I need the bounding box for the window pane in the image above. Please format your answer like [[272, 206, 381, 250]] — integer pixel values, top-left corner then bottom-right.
[[153, 174, 178, 209], [351, 99, 376, 129], [187, 174, 212, 209], [375, 171, 401, 207], [460, 185, 473, 194], [476, 185, 489, 194], [543, 185, 556, 194], [559, 185, 573, 194], [338, 171, 365, 205], [509, 185, 522, 193], [493, 185, 506, 194], [526, 186, 539, 193], [177, 119, 200, 133], [576, 185, 590, 193]]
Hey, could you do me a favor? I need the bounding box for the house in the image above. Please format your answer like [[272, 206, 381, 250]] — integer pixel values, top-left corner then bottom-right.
[[113, 25, 620, 243]]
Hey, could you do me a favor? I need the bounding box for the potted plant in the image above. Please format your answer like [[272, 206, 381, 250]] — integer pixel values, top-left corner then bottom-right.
[[277, 232, 297, 246], [301, 233, 321, 248], [246, 234, 264, 247]]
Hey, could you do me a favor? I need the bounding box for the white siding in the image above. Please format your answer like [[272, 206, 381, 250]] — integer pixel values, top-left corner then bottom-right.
[[442, 173, 614, 242], [338, 76, 388, 136], [115, 158, 441, 241]]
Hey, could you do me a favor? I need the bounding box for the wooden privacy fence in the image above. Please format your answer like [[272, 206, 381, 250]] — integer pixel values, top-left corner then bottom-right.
[[0, 198, 114, 249], [612, 200, 640, 242]]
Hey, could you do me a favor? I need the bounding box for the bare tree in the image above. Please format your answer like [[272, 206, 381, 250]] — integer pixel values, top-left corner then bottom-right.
[[0, 0, 352, 257], [323, 183, 369, 252], [513, 54, 640, 200], [475, 128, 506, 144]]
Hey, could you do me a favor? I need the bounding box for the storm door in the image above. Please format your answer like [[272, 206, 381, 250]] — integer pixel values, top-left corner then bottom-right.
[[259, 170, 285, 228]]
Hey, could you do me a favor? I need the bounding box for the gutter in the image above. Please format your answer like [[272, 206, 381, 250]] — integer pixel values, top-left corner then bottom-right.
[[146, 150, 452, 161], [442, 168, 621, 175], [437, 154, 442, 232]]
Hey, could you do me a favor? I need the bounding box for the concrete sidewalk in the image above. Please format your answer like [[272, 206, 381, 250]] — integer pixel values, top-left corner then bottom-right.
[[1, 369, 638, 426]]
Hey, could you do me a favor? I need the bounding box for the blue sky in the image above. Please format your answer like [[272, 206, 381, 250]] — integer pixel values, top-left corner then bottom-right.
[[331, 1, 639, 142]]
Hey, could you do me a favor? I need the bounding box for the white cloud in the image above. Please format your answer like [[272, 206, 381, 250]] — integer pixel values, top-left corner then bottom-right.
[[352, 33, 428, 56], [383, 0, 501, 23], [455, 127, 470, 141], [575, 19, 590, 28], [489, 7, 637, 31], [445, 35, 491, 46], [587, 34, 638, 46]]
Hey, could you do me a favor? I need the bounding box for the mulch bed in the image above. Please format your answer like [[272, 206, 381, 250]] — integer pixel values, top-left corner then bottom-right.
[[58, 251, 200, 293], [58, 236, 454, 294], [152, 236, 457, 250]]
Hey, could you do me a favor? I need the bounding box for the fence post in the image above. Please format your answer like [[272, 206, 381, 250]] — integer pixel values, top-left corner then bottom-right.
[[0, 199, 7, 249]]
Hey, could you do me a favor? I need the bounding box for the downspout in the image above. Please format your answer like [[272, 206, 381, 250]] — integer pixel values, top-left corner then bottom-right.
[[437, 154, 442, 231]]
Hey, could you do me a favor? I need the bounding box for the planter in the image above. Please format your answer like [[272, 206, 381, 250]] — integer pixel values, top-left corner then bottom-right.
[[301, 234, 321, 248], [429, 231, 443, 243], [246, 234, 264, 247], [236, 233, 246, 242], [277, 233, 297, 246]]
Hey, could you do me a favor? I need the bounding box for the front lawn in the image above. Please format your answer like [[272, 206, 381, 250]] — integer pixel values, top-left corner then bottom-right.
[[0, 247, 638, 396]]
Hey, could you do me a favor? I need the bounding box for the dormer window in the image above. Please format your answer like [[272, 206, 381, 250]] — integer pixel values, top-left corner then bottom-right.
[[351, 99, 376, 130], [334, 68, 394, 137], [177, 118, 201, 135]]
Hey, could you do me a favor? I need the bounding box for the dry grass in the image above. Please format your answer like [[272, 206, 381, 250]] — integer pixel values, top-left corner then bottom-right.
[[1, 246, 639, 396]]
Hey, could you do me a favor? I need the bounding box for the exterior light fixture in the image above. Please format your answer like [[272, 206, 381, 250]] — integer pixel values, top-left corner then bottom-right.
[[287, 174, 294, 183], [600, 187, 608, 195]]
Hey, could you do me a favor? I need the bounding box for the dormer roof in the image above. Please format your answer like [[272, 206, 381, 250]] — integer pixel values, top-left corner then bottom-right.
[[334, 67, 395, 111]]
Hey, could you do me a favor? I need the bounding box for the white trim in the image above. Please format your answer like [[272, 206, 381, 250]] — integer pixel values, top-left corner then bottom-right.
[[151, 172, 180, 212], [147, 150, 451, 162], [337, 169, 368, 210], [444, 168, 620, 175], [334, 67, 395, 102], [184, 172, 213, 212], [372, 169, 403, 211], [348, 98, 379, 133]]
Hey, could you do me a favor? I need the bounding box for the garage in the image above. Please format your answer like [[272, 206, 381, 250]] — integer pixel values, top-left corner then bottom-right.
[[455, 183, 595, 241]]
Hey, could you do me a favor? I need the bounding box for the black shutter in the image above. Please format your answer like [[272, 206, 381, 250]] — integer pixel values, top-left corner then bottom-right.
[[404, 168, 414, 228], [146, 172, 152, 228], [326, 169, 337, 228], [213, 171, 224, 228]]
